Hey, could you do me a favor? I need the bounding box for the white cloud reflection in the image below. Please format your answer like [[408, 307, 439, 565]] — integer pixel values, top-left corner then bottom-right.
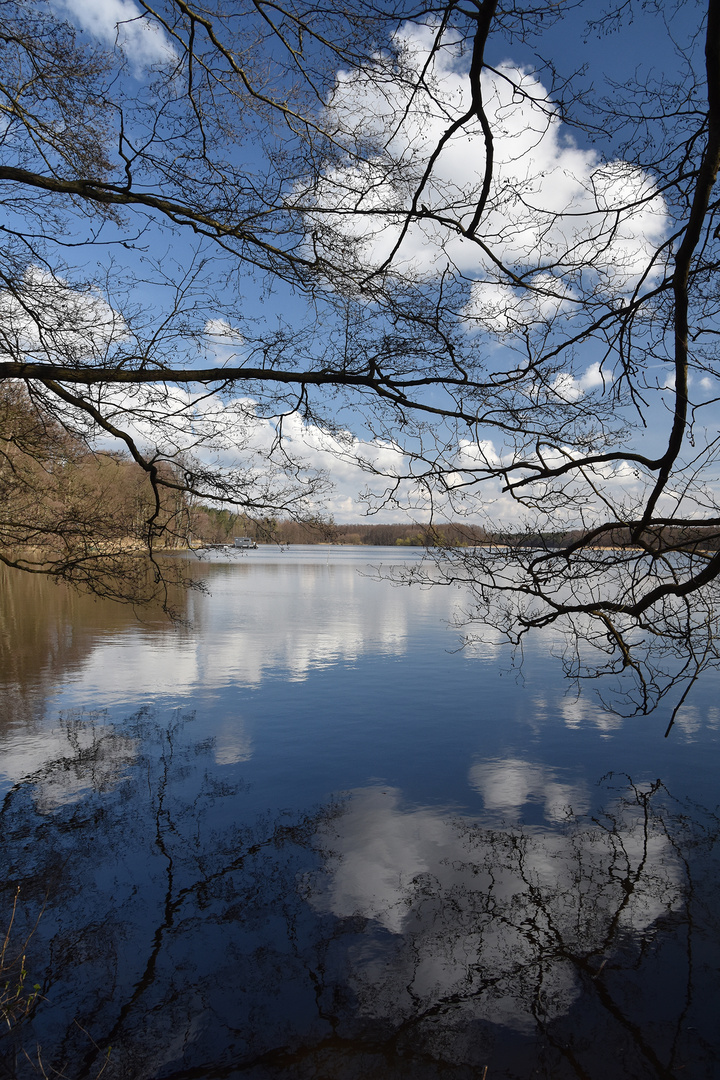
[[308, 771, 686, 1033], [1, 712, 138, 813], [468, 757, 588, 822], [55, 552, 445, 705]]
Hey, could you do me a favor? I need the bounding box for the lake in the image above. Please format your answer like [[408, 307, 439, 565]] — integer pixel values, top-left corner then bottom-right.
[[1, 547, 719, 1080]]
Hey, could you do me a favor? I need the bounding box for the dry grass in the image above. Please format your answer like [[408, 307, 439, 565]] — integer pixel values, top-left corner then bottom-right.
[[1, 888, 43, 1031]]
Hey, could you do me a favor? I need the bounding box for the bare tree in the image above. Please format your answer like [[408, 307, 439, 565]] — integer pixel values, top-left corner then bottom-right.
[[2, 0, 720, 714], [366, 0, 720, 725]]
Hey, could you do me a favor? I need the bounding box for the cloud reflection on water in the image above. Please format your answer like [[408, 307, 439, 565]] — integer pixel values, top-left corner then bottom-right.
[[468, 757, 589, 821], [308, 766, 687, 1035], [1, 702, 717, 1080], [50, 553, 455, 702]]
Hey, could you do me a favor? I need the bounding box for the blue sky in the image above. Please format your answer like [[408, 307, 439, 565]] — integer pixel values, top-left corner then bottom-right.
[[20, 0, 718, 524]]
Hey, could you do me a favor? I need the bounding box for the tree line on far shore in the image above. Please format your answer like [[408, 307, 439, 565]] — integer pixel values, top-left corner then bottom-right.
[[4, 372, 718, 564], [192, 506, 720, 554]]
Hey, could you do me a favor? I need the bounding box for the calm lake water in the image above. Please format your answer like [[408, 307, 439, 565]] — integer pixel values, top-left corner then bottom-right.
[[1, 547, 719, 1080]]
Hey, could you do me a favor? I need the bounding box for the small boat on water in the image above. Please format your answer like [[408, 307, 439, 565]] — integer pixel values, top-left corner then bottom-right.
[[233, 536, 258, 549]]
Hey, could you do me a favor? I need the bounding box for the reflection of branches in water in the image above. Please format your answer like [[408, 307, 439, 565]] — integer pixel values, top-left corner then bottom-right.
[[0, 708, 345, 1079], [0, 714, 719, 1080], [308, 776, 720, 1079]]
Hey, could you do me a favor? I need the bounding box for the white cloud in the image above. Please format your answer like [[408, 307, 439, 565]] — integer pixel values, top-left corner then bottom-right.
[[454, 438, 502, 469], [0, 270, 650, 528], [548, 362, 611, 403], [0, 266, 127, 364], [307, 26, 667, 314], [464, 272, 576, 335], [34, 371, 449, 522], [549, 371, 584, 403], [0, 265, 495, 522], [52, 0, 177, 68], [578, 361, 607, 390], [204, 319, 244, 346]]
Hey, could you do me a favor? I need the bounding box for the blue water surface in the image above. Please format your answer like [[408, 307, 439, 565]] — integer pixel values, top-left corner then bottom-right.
[[1, 548, 718, 1080]]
